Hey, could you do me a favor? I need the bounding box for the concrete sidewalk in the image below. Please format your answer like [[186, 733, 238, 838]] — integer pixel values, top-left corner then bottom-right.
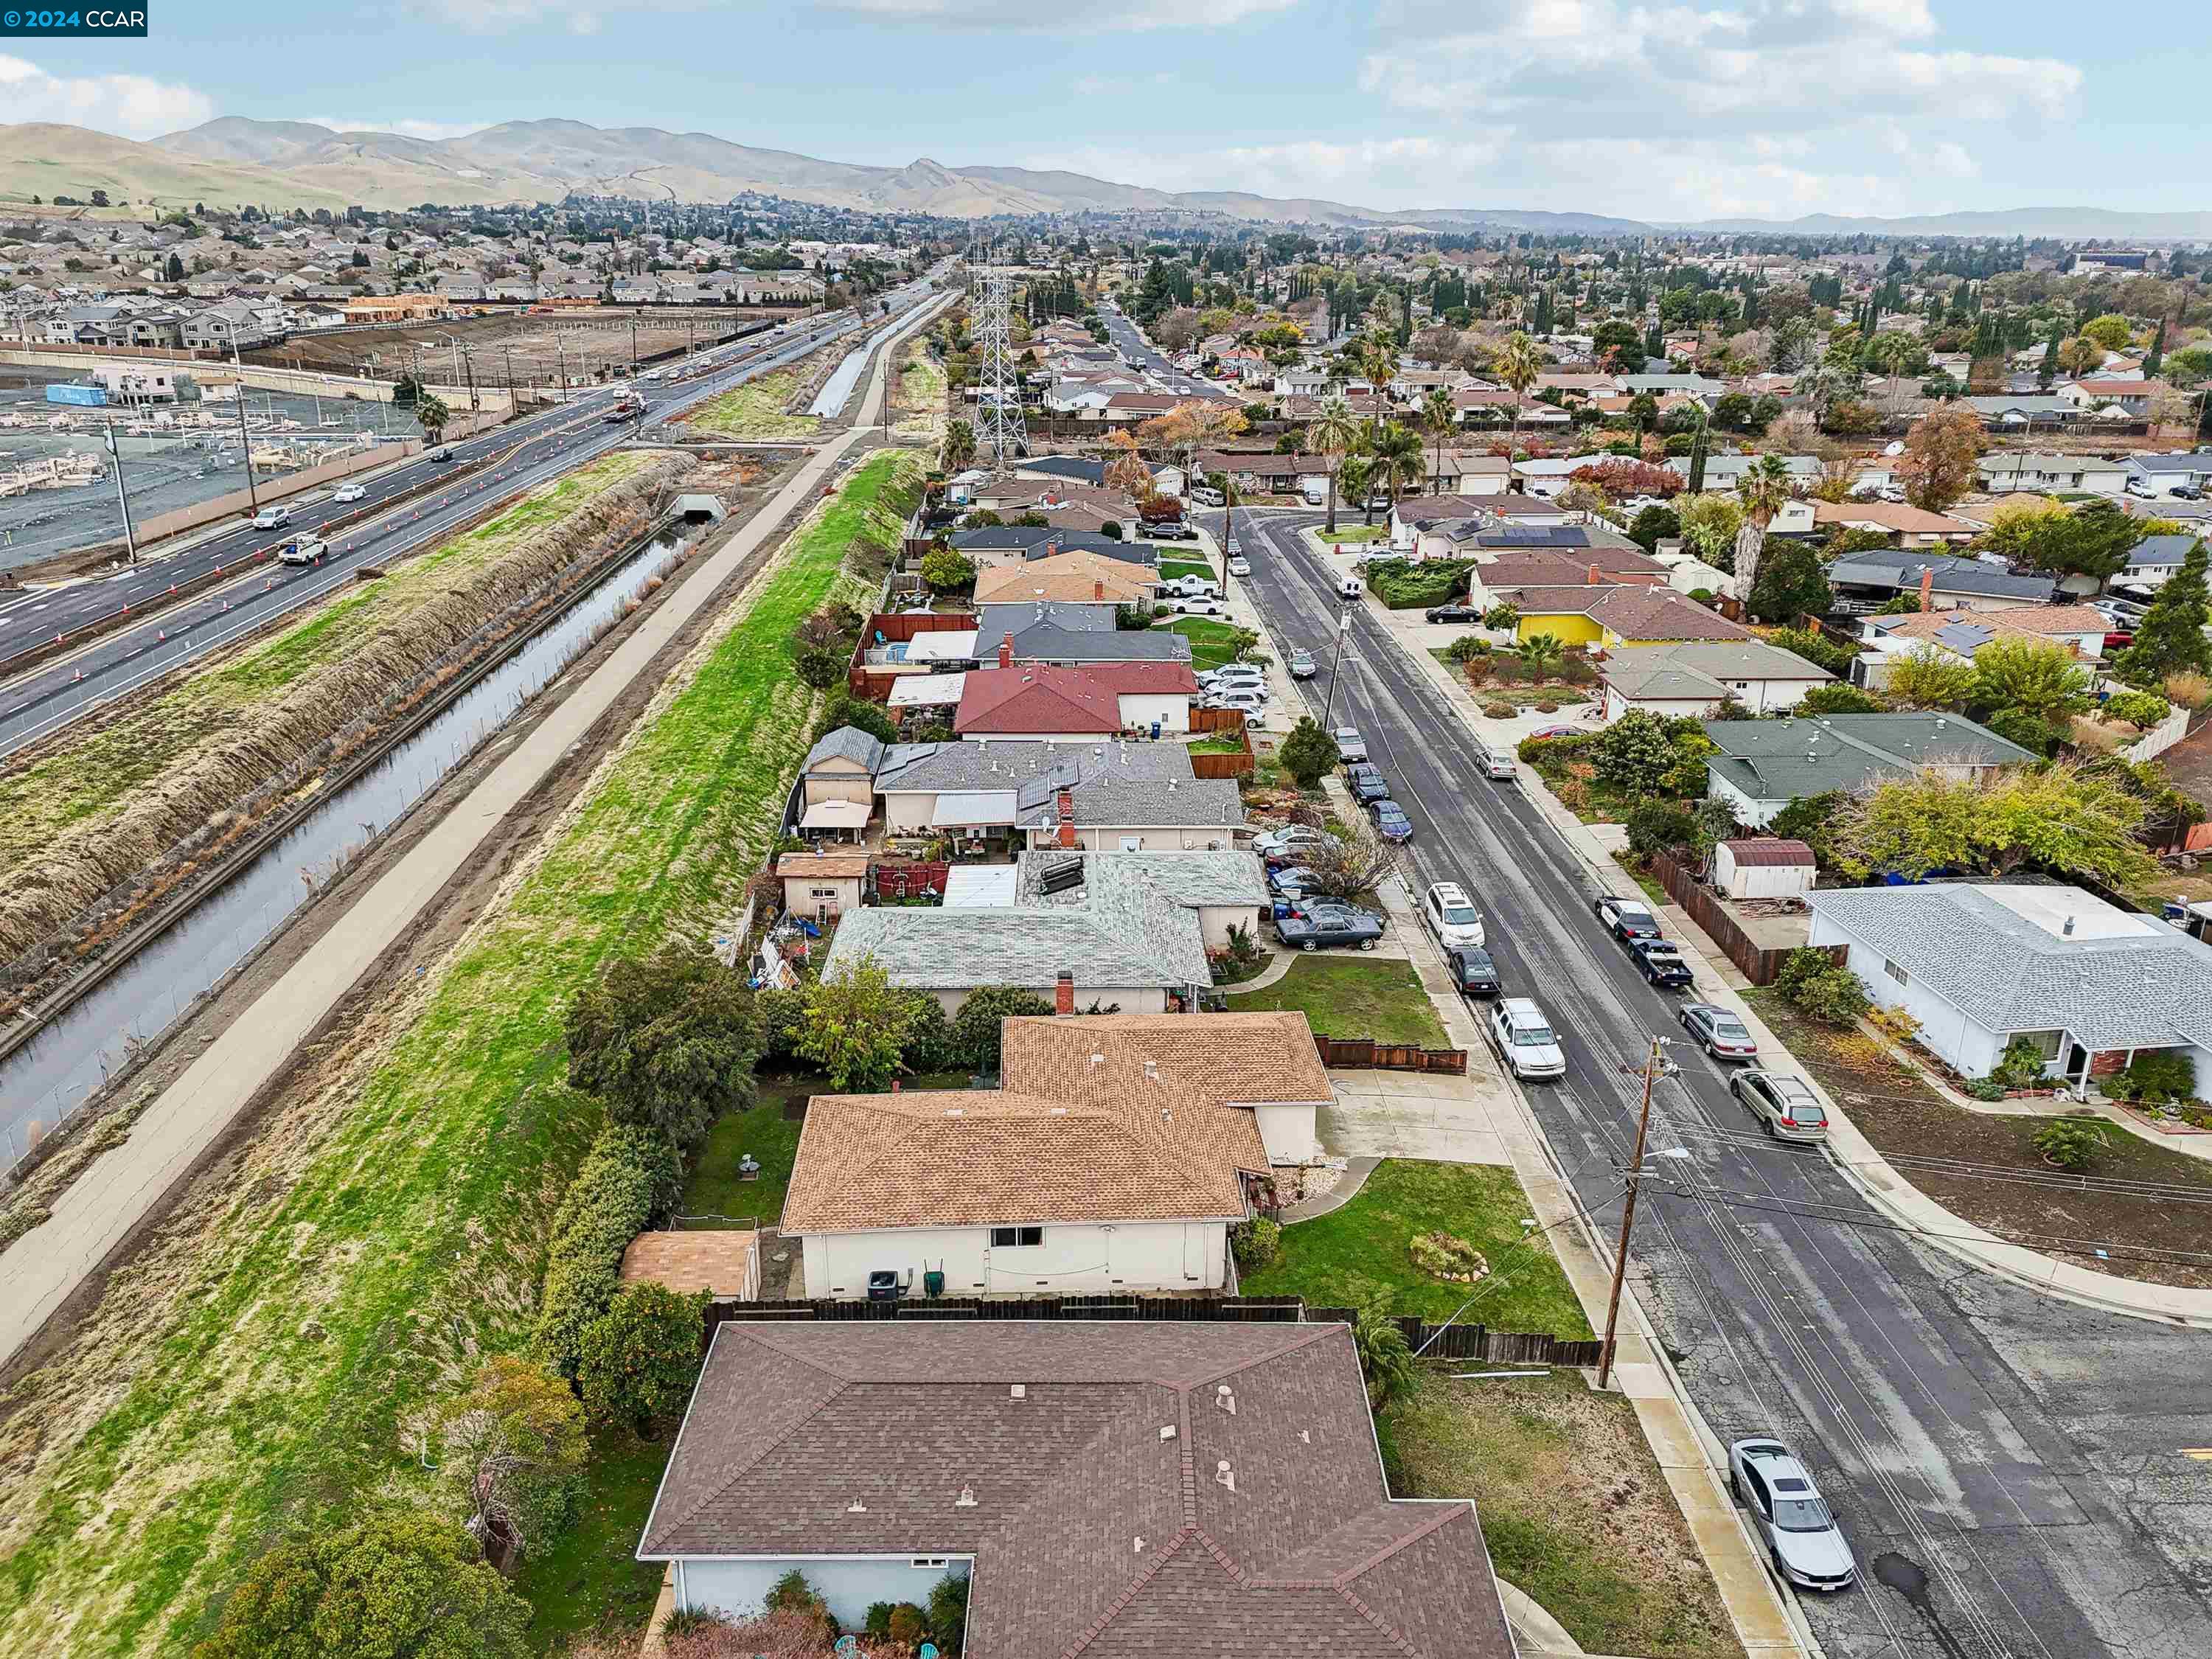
[[0, 293, 954, 1370]]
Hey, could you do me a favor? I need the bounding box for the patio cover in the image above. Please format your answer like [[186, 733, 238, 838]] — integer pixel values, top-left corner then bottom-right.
[[800, 799, 872, 831], [931, 789, 1018, 827]]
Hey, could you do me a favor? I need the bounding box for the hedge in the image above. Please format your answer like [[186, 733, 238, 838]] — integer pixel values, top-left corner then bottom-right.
[[1363, 557, 1474, 610], [533, 1123, 684, 1379]]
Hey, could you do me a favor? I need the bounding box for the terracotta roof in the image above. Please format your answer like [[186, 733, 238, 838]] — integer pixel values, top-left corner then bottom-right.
[[1719, 837, 1816, 867], [1513, 585, 1757, 641], [619, 1230, 757, 1297], [637, 1320, 1512, 1659], [1810, 500, 1978, 535], [775, 851, 872, 880], [957, 664, 1123, 735], [1875, 605, 2110, 645]]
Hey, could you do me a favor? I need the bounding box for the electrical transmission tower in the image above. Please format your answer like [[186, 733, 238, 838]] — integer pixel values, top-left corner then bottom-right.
[[973, 268, 1027, 466]]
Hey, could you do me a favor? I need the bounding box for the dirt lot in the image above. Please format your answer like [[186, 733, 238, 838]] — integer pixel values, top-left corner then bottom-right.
[[1749, 990, 2212, 1289], [257, 307, 806, 391]]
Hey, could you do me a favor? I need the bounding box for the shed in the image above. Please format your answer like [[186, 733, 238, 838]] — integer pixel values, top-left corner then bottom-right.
[[620, 1230, 759, 1300], [1714, 838, 1816, 900], [776, 849, 870, 920]]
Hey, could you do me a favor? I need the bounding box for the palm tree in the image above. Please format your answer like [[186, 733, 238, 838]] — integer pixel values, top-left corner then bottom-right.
[[1359, 330, 1398, 421], [1733, 453, 1793, 599], [1520, 630, 1566, 681], [1309, 394, 1362, 535], [1369, 420, 1426, 511], [1495, 330, 1540, 459], [939, 417, 976, 473], [1422, 385, 1456, 492], [414, 393, 451, 445], [1352, 1299, 1416, 1411], [1338, 453, 1379, 526]]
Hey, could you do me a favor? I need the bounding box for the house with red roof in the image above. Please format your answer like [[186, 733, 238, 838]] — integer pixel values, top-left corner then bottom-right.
[[955, 653, 1198, 738]]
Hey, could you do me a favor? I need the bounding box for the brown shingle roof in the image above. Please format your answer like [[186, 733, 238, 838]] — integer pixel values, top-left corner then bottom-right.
[[774, 851, 871, 880], [638, 1321, 1512, 1659], [1514, 585, 1757, 641]]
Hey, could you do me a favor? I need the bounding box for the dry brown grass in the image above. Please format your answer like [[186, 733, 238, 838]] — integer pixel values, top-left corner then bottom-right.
[[0, 451, 692, 964]]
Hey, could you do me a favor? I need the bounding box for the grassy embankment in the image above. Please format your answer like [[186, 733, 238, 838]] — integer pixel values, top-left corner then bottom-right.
[[891, 346, 947, 440], [0, 451, 926, 1658], [0, 451, 677, 959], [678, 368, 822, 439]]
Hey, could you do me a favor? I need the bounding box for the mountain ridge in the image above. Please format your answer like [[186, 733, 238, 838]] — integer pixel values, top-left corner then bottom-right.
[[0, 118, 2199, 240]]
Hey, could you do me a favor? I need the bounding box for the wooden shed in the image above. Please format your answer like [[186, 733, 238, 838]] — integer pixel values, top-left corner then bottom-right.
[[776, 849, 870, 922], [1713, 838, 1816, 900]]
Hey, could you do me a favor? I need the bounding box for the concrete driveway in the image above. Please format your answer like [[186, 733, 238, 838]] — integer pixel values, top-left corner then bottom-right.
[[1319, 1068, 1520, 1166]]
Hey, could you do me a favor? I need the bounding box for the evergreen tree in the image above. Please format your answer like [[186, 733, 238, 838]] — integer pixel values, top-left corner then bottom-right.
[[2114, 543, 2211, 687], [2145, 316, 2166, 378]]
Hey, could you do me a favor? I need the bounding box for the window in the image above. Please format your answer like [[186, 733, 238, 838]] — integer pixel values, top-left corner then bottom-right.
[[911, 1557, 950, 1570], [811, 887, 838, 899], [1882, 958, 1909, 987], [2015, 1029, 2064, 1061], [990, 1226, 1043, 1248]]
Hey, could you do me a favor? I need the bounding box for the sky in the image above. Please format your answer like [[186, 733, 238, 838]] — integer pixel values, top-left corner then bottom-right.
[[6, 0, 2206, 223]]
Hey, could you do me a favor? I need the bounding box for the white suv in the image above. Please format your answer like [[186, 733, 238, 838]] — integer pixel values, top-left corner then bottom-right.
[[1487, 998, 1565, 1081], [1422, 881, 1486, 949]]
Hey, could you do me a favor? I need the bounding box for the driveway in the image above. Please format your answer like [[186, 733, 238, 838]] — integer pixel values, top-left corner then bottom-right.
[[1320, 1069, 1520, 1166]]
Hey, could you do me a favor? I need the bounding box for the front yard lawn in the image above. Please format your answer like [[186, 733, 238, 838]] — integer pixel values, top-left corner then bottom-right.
[[1166, 616, 1249, 672], [1382, 1368, 1742, 1659], [1747, 991, 2212, 1290], [1160, 555, 1216, 582], [1242, 1158, 1590, 1333], [1315, 524, 1388, 543], [1227, 955, 1448, 1048]]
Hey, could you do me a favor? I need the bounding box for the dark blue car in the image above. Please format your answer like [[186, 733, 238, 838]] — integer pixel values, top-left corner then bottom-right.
[[1370, 799, 1413, 843]]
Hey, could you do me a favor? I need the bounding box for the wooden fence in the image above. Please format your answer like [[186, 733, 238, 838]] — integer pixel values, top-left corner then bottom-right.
[[1312, 1308, 1604, 1367], [1647, 849, 1845, 986], [1312, 1034, 1468, 1074], [1189, 708, 1255, 779]]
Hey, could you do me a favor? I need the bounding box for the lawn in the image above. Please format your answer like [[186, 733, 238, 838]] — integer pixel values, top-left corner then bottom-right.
[[1313, 524, 1388, 543], [1429, 653, 1593, 709], [1240, 1158, 1590, 1333], [509, 1430, 672, 1652], [1160, 556, 1216, 582], [1166, 616, 1250, 672], [0, 451, 928, 1658], [1380, 1368, 1742, 1658], [1748, 990, 2212, 1290], [1227, 955, 1449, 1048], [679, 368, 822, 439], [684, 1082, 809, 1230]]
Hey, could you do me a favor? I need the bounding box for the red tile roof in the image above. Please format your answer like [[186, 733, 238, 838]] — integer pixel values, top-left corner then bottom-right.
[[955, 662, 1195, 735]]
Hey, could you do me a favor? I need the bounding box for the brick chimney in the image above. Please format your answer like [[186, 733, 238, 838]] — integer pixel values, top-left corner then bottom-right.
[[1054, 970, 1075, 1015], [1044, 538, 1060, 558], [998, 632, 1014, 669], [1918, 566, 1934, 611], [1093, 578, 1105, 601], [1057, 787, 1077, 848], [1587, 563, 1601, 585]]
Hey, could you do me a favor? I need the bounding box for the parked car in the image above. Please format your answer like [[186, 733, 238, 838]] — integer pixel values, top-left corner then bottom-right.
[[1679, 1003, 1759, 1060], [1595, 895, 1663, 943], [1630, 937, 1693, 988], [1288, 647, 1316, 678], [1730, 1069, 1829, 1143], [276, 536, 330, 566], [1346, 763, 1391, 804], [1166, 595, 1225, 616], [1228, 556, 1251, 577], [1203, 688, 1267, 714], [1275, 903, 1386, 953], [1422, 880, 1486, 949], [1333, 726, 1368, 762], [1728, 1439, 1857, 1591], [1267, 863, 1319, 900], [1150, 522, 1197, 541], [1253, 825, 1330, 858], [1201, 664, 1265, 686], [331, 482, 366, 504], [1369, 799, 1413, 843], [1425, 600, 1481, 625], [1444, 945, 1500, 998], [1167, 574, 1220, 597], [1225, 537, 1242, 554], [1338, 576, 1363, 602], [1487, 997, 1565, 1080], [251, 503, 291, 530]]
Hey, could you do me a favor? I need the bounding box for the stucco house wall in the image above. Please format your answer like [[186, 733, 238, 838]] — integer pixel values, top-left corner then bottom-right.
[[799, 1217, 1231, 1298]]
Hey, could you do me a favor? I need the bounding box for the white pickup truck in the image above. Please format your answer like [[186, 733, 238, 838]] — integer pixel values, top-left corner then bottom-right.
[[277, 536, 330, 566]]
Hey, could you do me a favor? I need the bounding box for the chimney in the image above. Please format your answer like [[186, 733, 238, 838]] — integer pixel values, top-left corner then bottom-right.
[[1057, 787, 1077, 848], [1093, 578, 1105, 601], [998, 632, 1013, 669], [1919, 566, 1934, 611], [1054, 970, 1075, 1015], [1588, 563, 1601, 585]]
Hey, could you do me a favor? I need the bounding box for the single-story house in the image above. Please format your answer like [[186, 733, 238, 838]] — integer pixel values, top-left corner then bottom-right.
[[955, 660, 1197, 739], [1463, 545, 1671, 607], [1013, 761, 1247, 852], [1826, 554, 2056, 613], [1977, 453, 2130, 496], [1598, 640, 1833, 720], [973, 603, 1193, 668], [1665, 453, 1823, 489], [1505, 584, 1757, 650], [776, 849, 869, 922], [874, 739, 1200, 843], [1807, 883, 2212, 1091], [981, 849, 1266, 950], [2118, 533, 2202, 589], [1961, 396, 2079, 432], [798, 725, 883, 836], [1197, 450, 1335, 496], [947, 526, 1143, 569], [1853, 607, 2110, 686], [1700, 714, 2037, 827], [973, 552, 1156, 608], [2059, 378, 2158, 418], [1769, 499, 1980, 546], [636, 1320, 1513, 1659], [2124, 453, 2212, 497], [1425, 451, 1514, 495]]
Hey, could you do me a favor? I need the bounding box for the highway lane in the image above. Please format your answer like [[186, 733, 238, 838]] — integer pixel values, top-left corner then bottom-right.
[[1096, 298, 1239, 400], [1231, 505, 2212, 1659], [0, 278, 942, 758]]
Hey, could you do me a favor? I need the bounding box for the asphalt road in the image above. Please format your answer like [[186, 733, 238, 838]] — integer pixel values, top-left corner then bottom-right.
[[0, 276, 943, 758], [1096, 298, 1239, 400], [1231, 506, 2212, 1659]]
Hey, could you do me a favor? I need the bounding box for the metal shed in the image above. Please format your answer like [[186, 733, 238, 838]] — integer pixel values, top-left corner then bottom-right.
[[1714, 838, 1816, 900]]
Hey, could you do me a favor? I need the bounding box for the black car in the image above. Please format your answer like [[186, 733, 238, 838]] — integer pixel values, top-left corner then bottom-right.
[[1629, 937, 1694, 988], [1425, 600, 1481, 624], [1275, 903, 1387, 953], [1594, 895, 1663, 943], [1445, 945, 1501, 998], [1346, 763, 1391, 803]]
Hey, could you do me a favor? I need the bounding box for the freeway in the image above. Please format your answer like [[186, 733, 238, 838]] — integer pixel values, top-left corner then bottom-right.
[[1231, 506, 2212, 1659], [1096, 297, 1239, 400], [0, 275, 944, 759]]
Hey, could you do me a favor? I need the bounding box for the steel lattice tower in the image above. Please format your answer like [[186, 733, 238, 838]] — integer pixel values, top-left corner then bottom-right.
[[973, 270, 1028, 466]]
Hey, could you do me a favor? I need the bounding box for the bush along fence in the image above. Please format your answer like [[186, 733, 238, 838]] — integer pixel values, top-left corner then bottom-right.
[[1646, 848, 1846, 987]]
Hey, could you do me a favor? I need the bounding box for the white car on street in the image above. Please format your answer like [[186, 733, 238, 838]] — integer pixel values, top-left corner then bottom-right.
[[1486, 998, 1565, 1080], [1422, 881, 1486, 949], [332, 483, 366, 504], [1728, 1439, 1857, 1591]]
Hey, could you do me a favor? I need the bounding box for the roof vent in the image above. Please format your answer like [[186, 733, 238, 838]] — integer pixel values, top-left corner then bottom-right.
[[1215, 1383, 1237, 1415], [1214, 1459, 1237, 1493], [955, 1484, 977, 1509], [846, 1498, 868, 1512], [1009, 1383, 1026, 1399], [1299, 1429, 1311, 1444], [1133, 1536, 1147, 1554], [1143, 1060, 1158, 1080], [1160, 1424, 1178, 1441], [1049, 1106, 1068, 1115], [2063, 914, 2076, 936], [1090, 1051, 1105, 1066], [945, 1107, 964, 1117]]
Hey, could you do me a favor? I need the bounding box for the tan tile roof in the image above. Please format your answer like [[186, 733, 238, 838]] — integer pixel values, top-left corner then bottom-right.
[[619, 1230, 758, 1297], [1878, 605, 2110, 645], [1514, 585, 1757, 641], [1812, 500, 1978, 535], [775, 852, 872, 880], [975, 552, 1153, 606]]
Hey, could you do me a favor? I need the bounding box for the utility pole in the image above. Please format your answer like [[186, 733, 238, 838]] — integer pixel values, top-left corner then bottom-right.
[[103, 416, 139, 563], [1319, 607, 1353, 728], [232, 380, 260, 512], [554, 335, 569, 406], [1598, 1036, 1667, 1391]]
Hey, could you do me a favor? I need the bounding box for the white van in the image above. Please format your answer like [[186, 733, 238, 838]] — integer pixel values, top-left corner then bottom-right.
[[251, 503, 291, 530]]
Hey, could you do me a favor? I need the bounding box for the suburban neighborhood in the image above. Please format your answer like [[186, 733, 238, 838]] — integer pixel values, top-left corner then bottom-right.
[[1, 11, 2211, 1659]]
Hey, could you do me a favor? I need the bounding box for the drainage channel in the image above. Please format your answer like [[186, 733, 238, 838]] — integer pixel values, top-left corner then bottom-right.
[[1, 525, 696, 1163]]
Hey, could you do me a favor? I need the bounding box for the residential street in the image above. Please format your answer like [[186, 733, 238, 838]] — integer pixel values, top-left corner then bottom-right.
[[1231, 505, 2212, 1659]]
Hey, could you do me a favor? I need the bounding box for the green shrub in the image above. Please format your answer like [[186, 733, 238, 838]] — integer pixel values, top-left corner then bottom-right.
[[1985, 706, 2056, 757], [1989, 1036, 2053, 1091], [1483, 700, 1516, 720], [533, 1124, 684, 1378], [576, 1281, 709, 1431], [2032, 1119, 2108, 1170], [902, 991, 956, 1073], [1962, 1076, 2007, 1102], [1517, 728, 1593, 763], [767, 1569, 830, 1622], [1626, 801, 1698, 857], [1773, 947, 1834, 998], [950, 985, 1054, 1072], [1791, 967, 1872, 1027], [1442, 633, 1491, 663], [1231, 1216, 1283, 1271], [1364, 557, 1475, 609], [866, 1602, 897, 1639], [2105, 1048, 2199, 1106], [928, 1570, 972, 1652], [888, 1603, 930, 1646]]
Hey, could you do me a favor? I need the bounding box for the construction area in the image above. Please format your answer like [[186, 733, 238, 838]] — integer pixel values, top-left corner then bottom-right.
[[248, 305, 814, 394]]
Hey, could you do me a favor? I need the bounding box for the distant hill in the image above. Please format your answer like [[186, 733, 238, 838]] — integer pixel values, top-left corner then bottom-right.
[[1, 118, 2200, 239]]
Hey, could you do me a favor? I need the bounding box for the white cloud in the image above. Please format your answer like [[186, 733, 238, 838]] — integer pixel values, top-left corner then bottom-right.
[[403, 0, 713, 35], [830, 0, 1293, 28], [303, 117, 487, 142], [0, 54, 214, 140]]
